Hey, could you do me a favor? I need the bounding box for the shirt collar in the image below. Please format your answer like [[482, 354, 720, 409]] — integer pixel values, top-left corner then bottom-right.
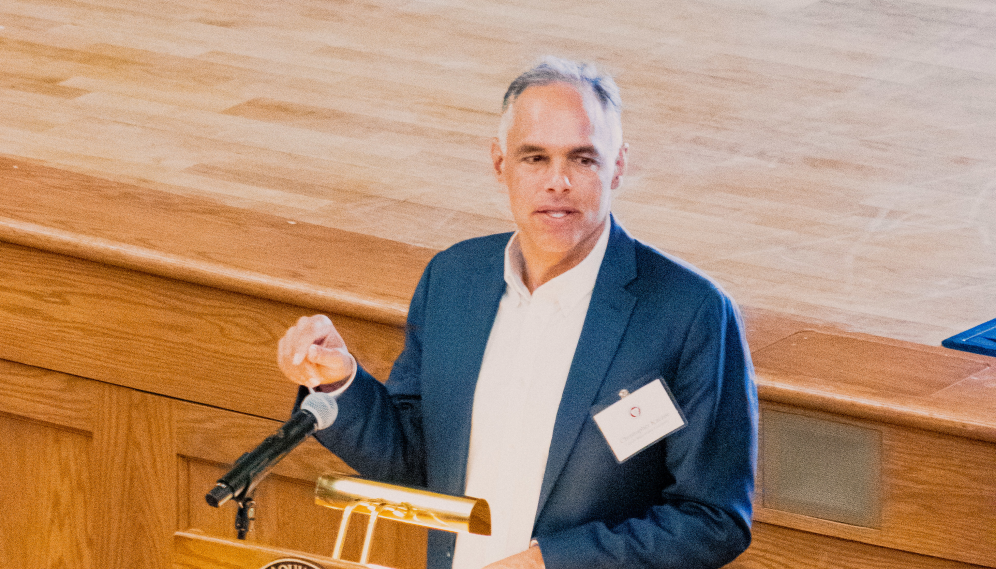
[[503, 220, 612, 311]]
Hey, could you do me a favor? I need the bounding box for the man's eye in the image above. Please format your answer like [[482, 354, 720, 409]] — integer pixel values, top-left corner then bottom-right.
[[524, 155, 545, 163], [577, 157, 598, 167]]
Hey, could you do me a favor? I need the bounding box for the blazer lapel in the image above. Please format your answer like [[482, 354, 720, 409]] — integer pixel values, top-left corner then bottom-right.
[[535, 219, 638, 520], [430, 245, 506, 495]]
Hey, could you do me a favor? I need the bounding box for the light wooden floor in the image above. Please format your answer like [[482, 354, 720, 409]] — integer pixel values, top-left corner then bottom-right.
[[2, 0, 994, 346]]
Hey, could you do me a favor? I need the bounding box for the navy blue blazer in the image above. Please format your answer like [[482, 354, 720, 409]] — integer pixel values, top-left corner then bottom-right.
[[312, 219, 757, 569]]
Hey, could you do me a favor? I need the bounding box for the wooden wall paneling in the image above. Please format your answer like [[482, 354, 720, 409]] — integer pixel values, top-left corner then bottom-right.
[[91, 385, 178, 569], [0, 240, 406, 421], [0, 236, 421, 567], [0, 354, 426, 569], [0, 358, 95, 431], [755, 403, 996, 567], [0, 359, 97, 569], [880, 427, 996, 566], [731, 522, 991, 569], [0, 412, 92, 569], [0, 239, 293, 417]]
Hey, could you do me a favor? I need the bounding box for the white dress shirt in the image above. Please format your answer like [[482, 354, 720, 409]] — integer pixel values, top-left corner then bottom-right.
[[451, 221, 611, 569]]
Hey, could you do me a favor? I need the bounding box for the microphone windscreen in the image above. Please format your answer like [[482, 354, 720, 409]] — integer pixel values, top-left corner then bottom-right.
[[300, 391, 339, 430]]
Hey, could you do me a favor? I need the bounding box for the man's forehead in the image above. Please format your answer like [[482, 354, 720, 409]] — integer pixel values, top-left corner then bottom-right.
[[515, 82, 599, 118], [508, 83, 612, 147]]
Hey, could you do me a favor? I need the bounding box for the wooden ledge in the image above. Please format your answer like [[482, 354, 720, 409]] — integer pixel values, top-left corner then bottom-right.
[[0, 155, 435, 328], [746, 308, 996, 443]]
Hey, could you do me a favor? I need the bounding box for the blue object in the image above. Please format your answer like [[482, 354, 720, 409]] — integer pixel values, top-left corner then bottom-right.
[[943, 318, 996, 357]]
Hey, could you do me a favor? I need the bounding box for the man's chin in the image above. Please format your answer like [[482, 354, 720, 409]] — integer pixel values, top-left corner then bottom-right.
[[530, 236, 596, 264]]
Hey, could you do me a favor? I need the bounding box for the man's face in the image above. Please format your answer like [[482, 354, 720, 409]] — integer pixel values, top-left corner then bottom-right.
[[492, 82, 626, 269]]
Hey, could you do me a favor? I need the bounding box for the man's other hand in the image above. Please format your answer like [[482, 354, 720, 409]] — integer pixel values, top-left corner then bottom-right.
[[277, 315, 355, 388], [482, 545, 545, 569]]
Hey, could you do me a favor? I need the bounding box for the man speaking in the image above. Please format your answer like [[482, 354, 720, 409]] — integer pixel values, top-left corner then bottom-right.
[[277, 57, 758, 569]]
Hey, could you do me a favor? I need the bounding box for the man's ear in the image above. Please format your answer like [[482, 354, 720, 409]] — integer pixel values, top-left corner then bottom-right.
[[610, 143, 629, 190], [490, 137, 506, 183]]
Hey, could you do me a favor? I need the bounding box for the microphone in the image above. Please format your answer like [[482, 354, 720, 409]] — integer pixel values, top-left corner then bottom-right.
[[206, 392, 338, 508]]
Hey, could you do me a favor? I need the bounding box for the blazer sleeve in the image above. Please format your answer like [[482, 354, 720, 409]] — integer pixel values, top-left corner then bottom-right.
[[536, 292, 758, 569], [307, 257, 434, 487]]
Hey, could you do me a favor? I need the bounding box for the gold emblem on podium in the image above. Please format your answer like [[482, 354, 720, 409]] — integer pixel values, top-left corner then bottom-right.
[[260, 560, 325, 569]]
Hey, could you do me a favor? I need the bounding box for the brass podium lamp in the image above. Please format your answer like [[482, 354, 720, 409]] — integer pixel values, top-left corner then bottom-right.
[[315, 475, 491, 566]]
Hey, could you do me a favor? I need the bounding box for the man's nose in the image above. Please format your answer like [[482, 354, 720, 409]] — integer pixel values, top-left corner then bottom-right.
[[547, 160, 572, 192]]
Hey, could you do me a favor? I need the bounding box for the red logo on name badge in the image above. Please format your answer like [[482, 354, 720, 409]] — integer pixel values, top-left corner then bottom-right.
[[630, 406, 641, 418]]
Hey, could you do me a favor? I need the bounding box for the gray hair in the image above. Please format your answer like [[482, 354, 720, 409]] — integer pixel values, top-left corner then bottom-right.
[[498, 56, 623, 152]]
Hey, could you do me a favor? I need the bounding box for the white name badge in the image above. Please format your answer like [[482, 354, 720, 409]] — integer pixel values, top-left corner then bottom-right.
[[592, 379, 686, 463]]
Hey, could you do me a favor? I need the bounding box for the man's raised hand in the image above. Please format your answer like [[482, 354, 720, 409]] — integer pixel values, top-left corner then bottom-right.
[[277, 315, 356, 389]]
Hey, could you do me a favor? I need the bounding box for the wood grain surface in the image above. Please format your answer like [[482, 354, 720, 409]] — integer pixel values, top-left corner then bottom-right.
[[1, 0, 994, 346], [92, 386, 177, 569], [0, 155, 434, 326], [0, 238, 406, 419], [0, 358, 426, 569], [174, 531, 370, 569], [0, 413, 92, 569], [731, 522, 993, 569]]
